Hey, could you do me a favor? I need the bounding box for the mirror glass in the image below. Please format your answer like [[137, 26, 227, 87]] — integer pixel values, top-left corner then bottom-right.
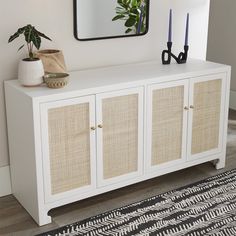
[[74, 0, 149, 41]]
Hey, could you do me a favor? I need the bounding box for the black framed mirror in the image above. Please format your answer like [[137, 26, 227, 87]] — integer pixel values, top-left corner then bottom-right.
[[73, 0, 150, 41]]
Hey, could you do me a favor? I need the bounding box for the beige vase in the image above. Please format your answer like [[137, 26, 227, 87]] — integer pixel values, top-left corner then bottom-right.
[[34, 49, 67, 74]]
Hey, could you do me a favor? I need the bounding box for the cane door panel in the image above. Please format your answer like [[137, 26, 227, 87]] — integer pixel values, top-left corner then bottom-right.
[[146, 80, 189, 172], [188, 74, 226, 160], [96, 87, 144, 187], [41, 96, 96, 203]]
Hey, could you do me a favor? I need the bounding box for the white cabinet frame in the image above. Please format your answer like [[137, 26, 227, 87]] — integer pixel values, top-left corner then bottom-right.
[[40, 96, 97, 203]]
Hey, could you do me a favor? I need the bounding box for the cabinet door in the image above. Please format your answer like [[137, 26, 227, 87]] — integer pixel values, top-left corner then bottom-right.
[[188, 74, 226, 160], [146, 80, 189, 172], [40, 96, 96, 203], [96, 87, 144, 187]]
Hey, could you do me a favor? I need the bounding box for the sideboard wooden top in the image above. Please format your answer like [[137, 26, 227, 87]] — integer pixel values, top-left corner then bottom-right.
[[5, 59, 230, 101]]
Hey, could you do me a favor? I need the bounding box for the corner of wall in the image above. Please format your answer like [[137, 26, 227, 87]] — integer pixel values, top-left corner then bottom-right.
[[0, 165, 12, 197], [230, 90, 236, 110]]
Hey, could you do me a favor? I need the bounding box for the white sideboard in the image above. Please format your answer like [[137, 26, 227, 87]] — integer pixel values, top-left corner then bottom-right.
[[4, 59, 231, 226]]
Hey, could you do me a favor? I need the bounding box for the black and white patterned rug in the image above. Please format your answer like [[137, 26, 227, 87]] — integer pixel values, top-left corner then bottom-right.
[[38, 169, 236, 236]]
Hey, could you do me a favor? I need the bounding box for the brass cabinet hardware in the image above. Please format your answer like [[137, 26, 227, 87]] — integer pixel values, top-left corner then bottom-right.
[[98, 124, 103, 128], [184, 106, 189, 111], [190, 105, 194, 109], [91, 127, 96, 131]]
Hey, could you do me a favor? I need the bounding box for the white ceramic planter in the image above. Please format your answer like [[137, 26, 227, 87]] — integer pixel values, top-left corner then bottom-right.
[[18, 59, 44, 87]]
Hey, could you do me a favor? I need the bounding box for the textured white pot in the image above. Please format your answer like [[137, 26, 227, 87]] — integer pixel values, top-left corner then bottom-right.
[[18, 58, 44, 87]]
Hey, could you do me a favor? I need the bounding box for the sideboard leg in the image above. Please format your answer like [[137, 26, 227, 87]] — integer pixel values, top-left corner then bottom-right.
[[37, 211, 52, 226], [214, 157, 226, 170]]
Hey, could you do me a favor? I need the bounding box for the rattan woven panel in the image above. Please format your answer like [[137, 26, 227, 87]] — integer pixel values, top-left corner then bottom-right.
[[152, 86, 184, 165], [48, 103, 91, 195], [102, 94, 139, 179], [191, 79, 222, 155]]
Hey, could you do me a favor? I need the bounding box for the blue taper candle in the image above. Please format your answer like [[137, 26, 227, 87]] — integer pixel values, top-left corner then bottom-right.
[[168, 9, 172, 42], [137, 5, 144, 34], [185, 13, 189, 46]]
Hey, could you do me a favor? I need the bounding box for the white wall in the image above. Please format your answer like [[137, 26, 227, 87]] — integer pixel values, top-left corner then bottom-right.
[[170, 0, 210, 61], [207, 0, 236, 109], [0, 0, 210, 178]]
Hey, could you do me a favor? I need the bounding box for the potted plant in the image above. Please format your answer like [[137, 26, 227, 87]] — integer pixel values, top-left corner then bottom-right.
[[8, 24, 52, 86]]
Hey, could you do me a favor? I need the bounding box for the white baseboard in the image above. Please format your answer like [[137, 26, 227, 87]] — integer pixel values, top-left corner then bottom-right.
[[230, 90, 236, 110], [0, 166, 12, 197]]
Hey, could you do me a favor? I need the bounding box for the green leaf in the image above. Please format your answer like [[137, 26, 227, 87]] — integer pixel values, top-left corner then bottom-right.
[[31, 31, 41, 50], [141, 24, 146, 33], [35, 29, 52, 41], [129, 12, 138, 18], [131, 0, 137, 7], [8, 26, 26, 43], [116, 10, 128, 15], [125, 28, 133, 34], [125, 17, 136, 27], [116, 6, 125, 10], [130, 8, 139, 15], [112, 15, 125, 21], [17, 44, 25, 51], [118, 2, 128, 9], [17, 26, 26, 34], [8, 32, 20, 43], [24, 25, 33, 43]]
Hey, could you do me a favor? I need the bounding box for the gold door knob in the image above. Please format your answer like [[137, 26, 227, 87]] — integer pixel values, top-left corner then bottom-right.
[[184, 106, 189, 111], [91, 127, 96, 131], [98, 124, 103, 128], [190, 105, 194, 109]]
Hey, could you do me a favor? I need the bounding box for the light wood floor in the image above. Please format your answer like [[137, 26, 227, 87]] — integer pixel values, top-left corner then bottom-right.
[[1, 110, 236, 236]]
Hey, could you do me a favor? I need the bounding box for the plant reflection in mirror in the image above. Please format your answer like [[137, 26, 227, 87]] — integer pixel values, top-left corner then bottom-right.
[[112, 0, 147, 34]]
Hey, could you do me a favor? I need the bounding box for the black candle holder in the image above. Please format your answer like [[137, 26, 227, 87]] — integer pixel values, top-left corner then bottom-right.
[[162, 42, 189, 65]]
